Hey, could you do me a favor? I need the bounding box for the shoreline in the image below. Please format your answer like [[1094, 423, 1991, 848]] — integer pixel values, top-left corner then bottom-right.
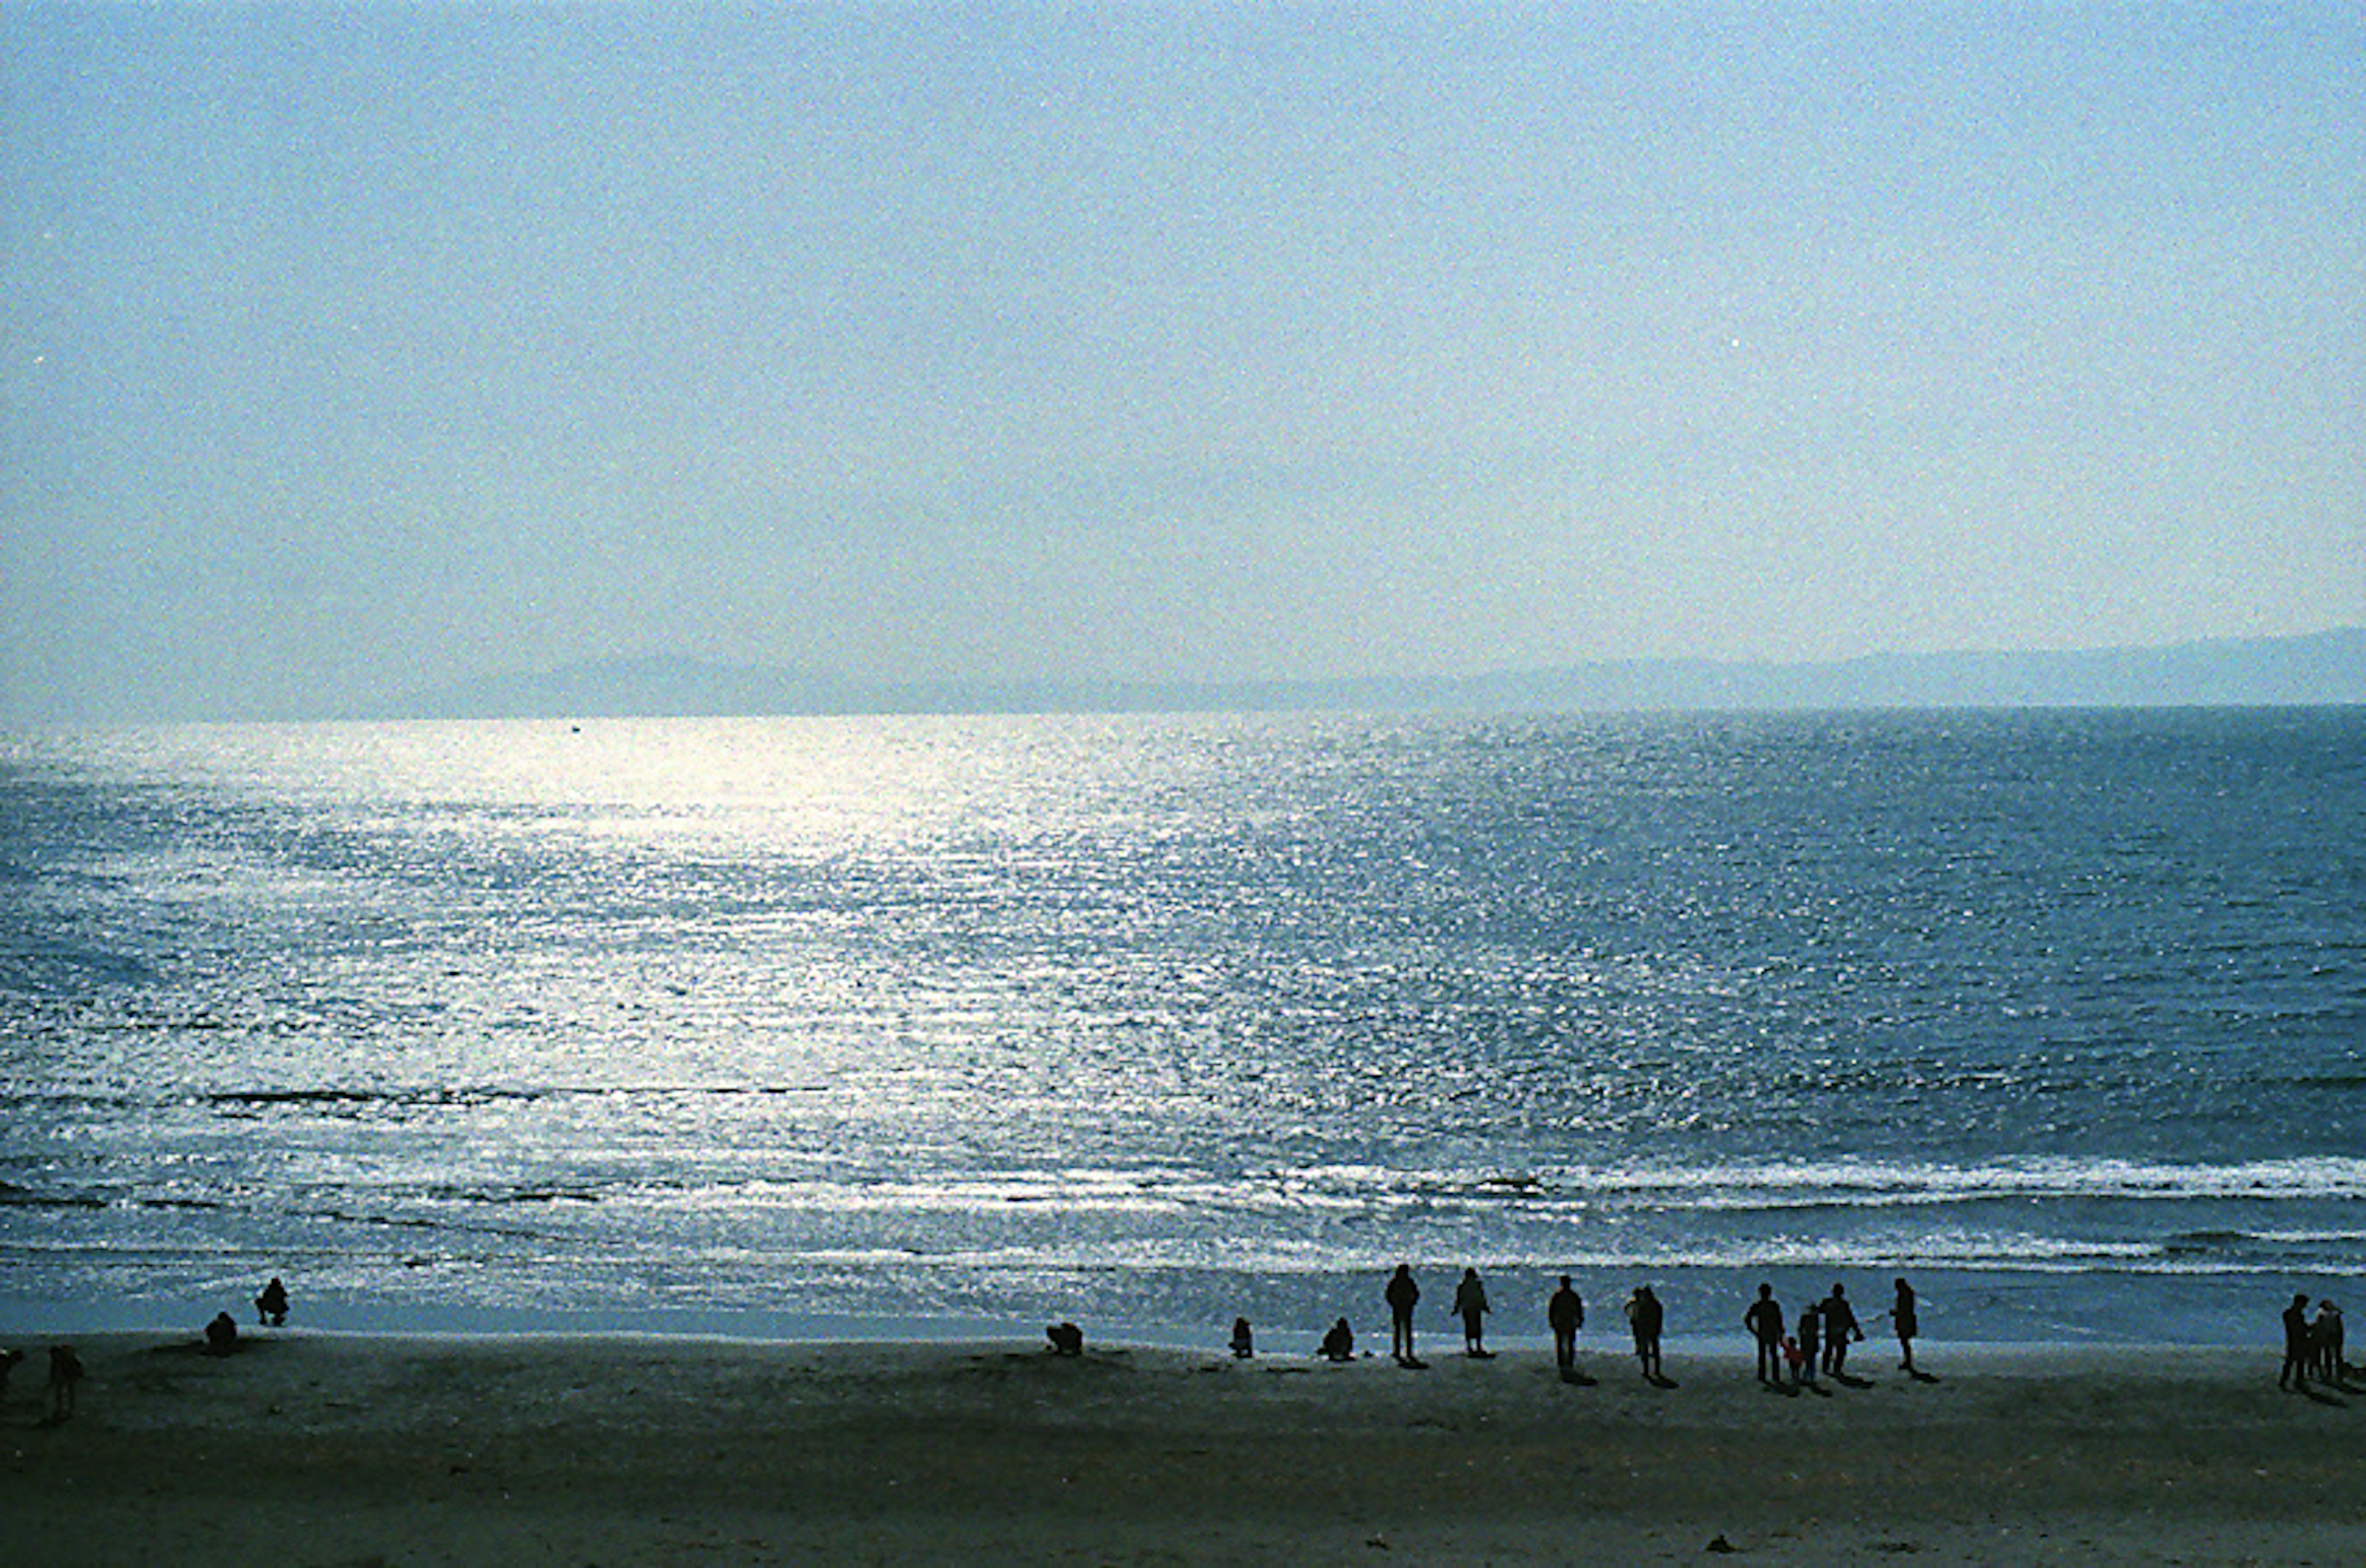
[[8, 1255, 2354, 1352], [4, 1330, 2360, 1564], [0, 1314, 2322, 1363]]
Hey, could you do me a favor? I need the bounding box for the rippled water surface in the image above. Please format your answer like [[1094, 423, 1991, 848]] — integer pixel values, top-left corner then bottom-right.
[[4, 710, 2361, 1344]]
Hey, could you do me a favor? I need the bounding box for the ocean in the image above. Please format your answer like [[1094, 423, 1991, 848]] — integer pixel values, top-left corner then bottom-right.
[[3, 709, 2360, 1351]]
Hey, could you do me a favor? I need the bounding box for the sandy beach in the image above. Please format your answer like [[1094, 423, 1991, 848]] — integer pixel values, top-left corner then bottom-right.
[[2, 1330, 2361, 1566]]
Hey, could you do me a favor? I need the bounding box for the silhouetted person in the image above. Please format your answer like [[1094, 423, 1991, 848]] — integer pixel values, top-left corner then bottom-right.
[[1321, 1317, 1355, 1362], [1453, 1267, 1492, 1357], [1795, 1304, 1821, 1389], [2280, 1293, 2312, 1389], [1781, 1333, 1806, 1387], [1230, 1316, 1254, 1359], [256, 1277, 289, 1327], [203, 1312, 238, 1356], [47, 1345, 83, 1423], [1045, 1322, 1084, 1356], [0, 1347, 23, 1402], [1386, 1265, 1421, 1363], [1819, 1283, 1861, 1376], [1548, 1275, 1585, 1375], [1744, 1284, 1784, 1384], [1625, 1286, 1663, 1379], [2312, 1301, 2344, 1380], [1890, 1277, 1919, 1372]]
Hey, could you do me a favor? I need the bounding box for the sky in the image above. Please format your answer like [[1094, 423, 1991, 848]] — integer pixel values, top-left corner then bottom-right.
[[3, 3, 2360, 721]]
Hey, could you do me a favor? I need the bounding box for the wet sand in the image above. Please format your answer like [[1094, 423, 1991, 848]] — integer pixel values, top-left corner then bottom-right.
[[2, 1332, 2361, 1564]]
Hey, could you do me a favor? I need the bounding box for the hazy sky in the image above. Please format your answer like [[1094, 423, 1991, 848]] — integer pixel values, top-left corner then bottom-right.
[[4, 4, 2360, 721]]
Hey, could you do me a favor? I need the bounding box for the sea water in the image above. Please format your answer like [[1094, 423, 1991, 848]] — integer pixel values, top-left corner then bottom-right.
[[2, 710, 2360, 1350]]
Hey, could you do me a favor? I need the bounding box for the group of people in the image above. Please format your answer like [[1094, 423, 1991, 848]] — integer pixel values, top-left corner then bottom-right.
[[1255, 1275, 2351, 1395], [201, 1275, 293, 1357], [0, 1344, 83, 1426], [2, 1278, 288, 1427], [2279, 1293, 2348, 1390], [1383, 1265, 1516, 1367], [1288, 1265, 1529, 1369], [1259, 1268, 1919, 1387], [1743, 1278, 1917, 1389]]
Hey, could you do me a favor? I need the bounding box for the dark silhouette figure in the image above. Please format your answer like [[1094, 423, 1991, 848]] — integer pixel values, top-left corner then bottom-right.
[[1230, 1317, 1254, 1359], [1321, 1317, 1356, 1362], [2310, 1302, 2344, 1382], [0, 1347, 23, 1402], [1624, 1286, 1664, 1380], [1744, 1284, 1784, 1384], [1045, 1322, 1084, 1356], [46, 1345, 83, 1424], [203, 1312, 239, 1356], [2280, 1293, 2313, 1389], [1795, 1304, 1822, 1389], [256, 1277, 289, 1327], [1781, 1333, 1806, 1388], [1453, 1267, 1493, 1357], [1547, 1275, 1585, 1376], [1891, 1277, 1920, 1373], [1386, 1265, 1421, 1363], [1819, 1283, 1862, 1376]]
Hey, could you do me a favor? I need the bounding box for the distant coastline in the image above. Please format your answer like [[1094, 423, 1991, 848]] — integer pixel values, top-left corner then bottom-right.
[[377, 627, 2366, 721]]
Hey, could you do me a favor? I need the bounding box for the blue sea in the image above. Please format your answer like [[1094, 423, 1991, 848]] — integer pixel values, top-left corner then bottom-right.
[[2, 709, 2360, 1350]]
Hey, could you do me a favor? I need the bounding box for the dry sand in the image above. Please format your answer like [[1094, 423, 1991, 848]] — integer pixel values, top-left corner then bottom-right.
[[2, 1331, 2361, 1564]]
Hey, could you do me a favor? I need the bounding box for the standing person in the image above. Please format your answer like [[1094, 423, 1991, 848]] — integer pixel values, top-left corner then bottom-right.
[[1795, 1302, 1822, 1390], [2311, 1301, 2344, 1381], [1743, 1284, 1785, 1385], [1820, 1283, 1862, 1377], [1890, 1277, 1920, 1373], [1547, 1275, 1586, 1378], [1453, 1267, 1492, 1357], [1625, 1285, 1664, 1381], [46, 1345, 82, 1424], [1386, 1265, 1422, 1365], [2280, 1293, 2314, 1389]]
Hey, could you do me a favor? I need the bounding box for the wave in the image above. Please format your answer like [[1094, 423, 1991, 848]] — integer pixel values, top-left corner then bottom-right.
[[195, 1083, 833, 1110], [587, 1232, 2366, 1280], [291, 1154, 2366, 1220], [15, 1154, 2362, 1232], [0, 1182, 108, 1209], [1275, 1156, 2366, 1212], [0, 938, 157, 991]]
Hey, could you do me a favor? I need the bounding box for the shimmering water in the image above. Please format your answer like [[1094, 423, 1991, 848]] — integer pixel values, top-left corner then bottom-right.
[[3, 710, 2361, 1347]]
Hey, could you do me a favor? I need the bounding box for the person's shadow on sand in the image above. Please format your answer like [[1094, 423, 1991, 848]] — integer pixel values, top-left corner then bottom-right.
[[1906, 1369, 1941, 1385], [1645, 1371, 1678, 1390], [1831, 1371, 1875, 1390]]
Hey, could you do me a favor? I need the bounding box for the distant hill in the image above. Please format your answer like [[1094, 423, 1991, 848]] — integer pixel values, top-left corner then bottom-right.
[[383, 628, 2365, 720]]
